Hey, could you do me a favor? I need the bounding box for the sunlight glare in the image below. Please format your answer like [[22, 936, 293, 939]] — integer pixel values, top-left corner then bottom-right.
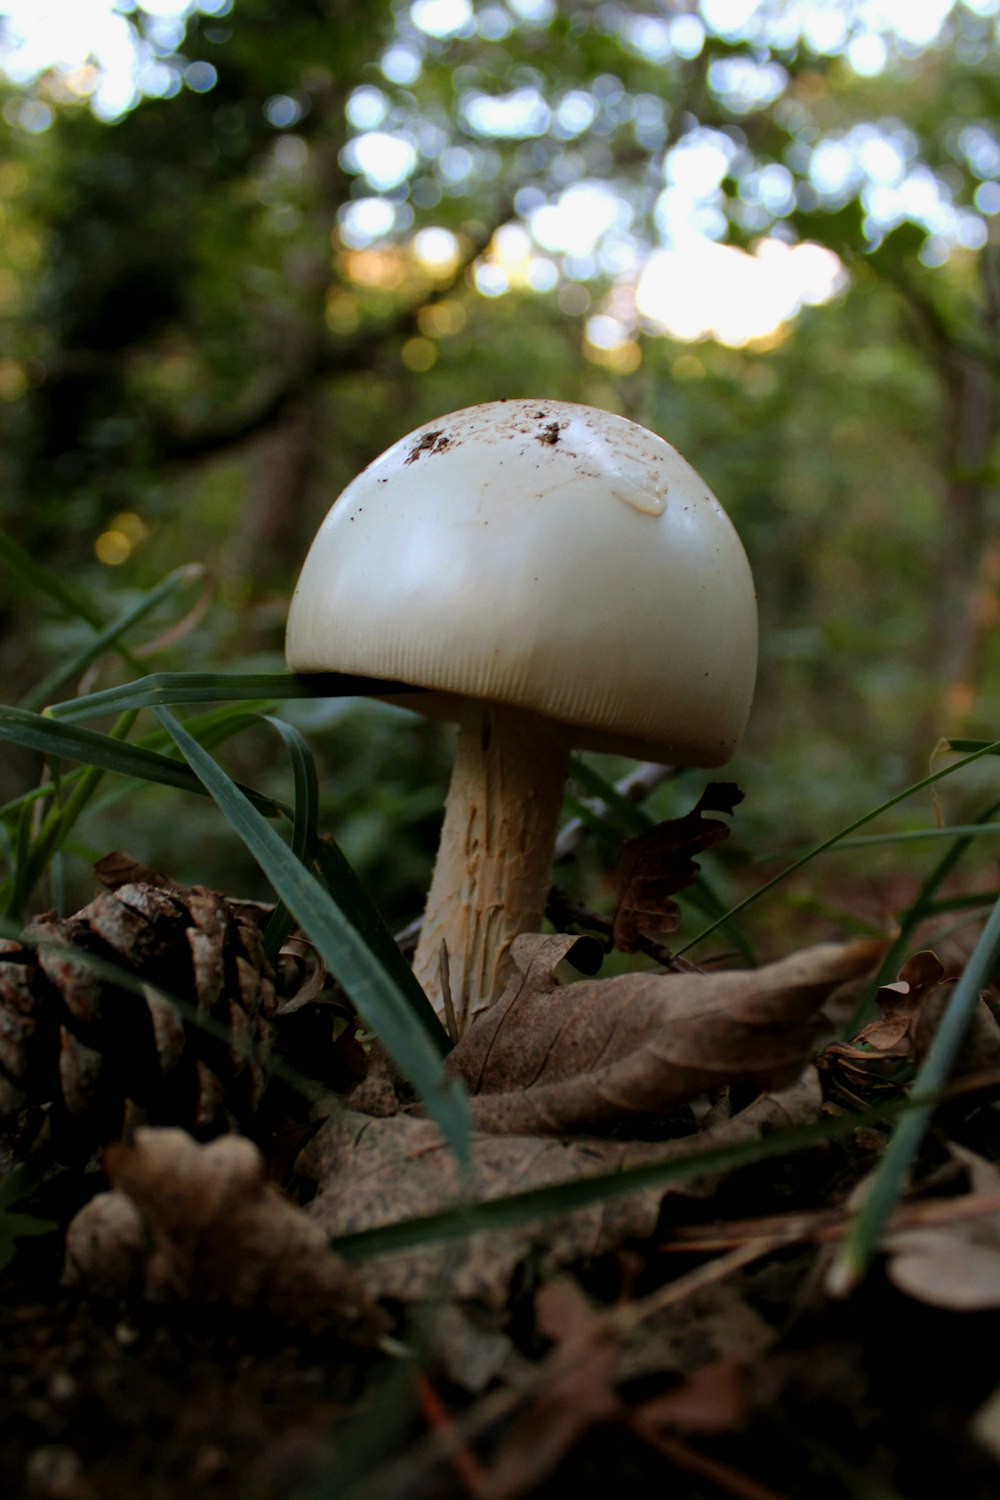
[[635, 237, 846, 348], [530, 183, 628, 256]]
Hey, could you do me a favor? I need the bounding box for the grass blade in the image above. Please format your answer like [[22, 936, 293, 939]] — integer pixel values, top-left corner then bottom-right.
[[841, 797, 1000, 1038], [19, 565, 205, 714], [0, 703, 277, 823], [0, 530, 106, 629], [834, 823, 1000, 846], [48, 671, 424, 722], [329, 1101, 897, 1262], [679, 739, 1000, 955], [155, 709, 468, 1163], [0, 705, 285, 818], [313, 836, 448, 1054], [3, 713, 137, 918], [833, 889, 1000, 1291], [260, 716, 319, 961], [568, 755, 657, 837]]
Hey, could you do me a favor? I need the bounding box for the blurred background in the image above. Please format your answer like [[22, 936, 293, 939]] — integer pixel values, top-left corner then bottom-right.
[[1, 0, 999, 950]]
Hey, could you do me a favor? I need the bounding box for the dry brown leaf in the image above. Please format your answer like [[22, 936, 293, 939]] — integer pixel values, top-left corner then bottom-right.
[[446, 934, 884, 1135], [885, 1147, 1000, 1311], [64, 1127, 384, 1339], [302, 1071, 823, 1306], [304, 1110, 662, 1305], [914, 983, 1000, 1073], [828, 950, 944, 1062], [613, 783, 744, 949]]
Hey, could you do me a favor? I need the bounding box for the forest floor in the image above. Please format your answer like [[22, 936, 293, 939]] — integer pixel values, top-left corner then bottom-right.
[[2, 859, 1000, 1499], [3, 1104, 1000, 1500]]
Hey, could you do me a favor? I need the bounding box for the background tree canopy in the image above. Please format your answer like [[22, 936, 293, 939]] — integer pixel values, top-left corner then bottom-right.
[[1, 0, 999, 932]]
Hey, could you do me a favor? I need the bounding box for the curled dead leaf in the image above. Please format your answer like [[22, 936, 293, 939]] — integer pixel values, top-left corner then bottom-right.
[[827, 950, 945, 1065], [613, 782, 744, 950], [446, 934, 884, 1135]]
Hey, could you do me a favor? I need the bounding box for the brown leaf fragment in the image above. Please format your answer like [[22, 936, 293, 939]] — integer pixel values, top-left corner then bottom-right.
[[447, 935, 883, 1136], [885, 1149, 1000, 1310], [613, 782, 744, 950], [304, 1110, 654, 1305], [915, 982, 1000, 1074], [886, 1227, 1000, 1310], [65, 1127, 384, 1338], [829, 950, 944, 1062], [474, 1282, 621, 1500]]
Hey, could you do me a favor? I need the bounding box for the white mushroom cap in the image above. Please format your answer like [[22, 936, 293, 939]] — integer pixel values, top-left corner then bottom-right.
[[286, 400, 757, 766]]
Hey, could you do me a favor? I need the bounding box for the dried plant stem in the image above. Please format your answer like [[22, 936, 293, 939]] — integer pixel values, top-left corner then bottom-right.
[[412, 703, 569, 1027]]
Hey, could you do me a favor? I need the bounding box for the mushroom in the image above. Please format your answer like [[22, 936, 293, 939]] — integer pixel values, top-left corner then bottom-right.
[[286, 400, 757, 1028]]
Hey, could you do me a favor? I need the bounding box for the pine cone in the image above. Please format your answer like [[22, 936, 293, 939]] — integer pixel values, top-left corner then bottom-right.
[[0, 856, 278, 1162]]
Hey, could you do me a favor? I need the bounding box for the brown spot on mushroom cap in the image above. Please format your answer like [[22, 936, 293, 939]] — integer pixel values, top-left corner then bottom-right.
[[405, 429, 453, 464]]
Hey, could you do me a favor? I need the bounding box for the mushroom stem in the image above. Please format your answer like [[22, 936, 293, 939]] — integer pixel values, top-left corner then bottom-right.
[[412, 701, 570, 1028]]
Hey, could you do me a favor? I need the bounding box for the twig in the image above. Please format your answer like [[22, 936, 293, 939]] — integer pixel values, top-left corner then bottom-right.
[[546, 886, 702, 974], [627, 1418, 794, 1500], [414, 1370, 489, 1498], [338, 1242, 776, 1499], [659, 1189, 1000, 1254]]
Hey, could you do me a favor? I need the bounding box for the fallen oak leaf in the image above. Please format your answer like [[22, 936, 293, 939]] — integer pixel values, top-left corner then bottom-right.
[[447, 934, 885, 1136], [613, 782, 744, 950]]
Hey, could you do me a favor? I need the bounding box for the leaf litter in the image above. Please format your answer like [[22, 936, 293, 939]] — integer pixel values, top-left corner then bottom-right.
[[4, 822, 1000, 1500]]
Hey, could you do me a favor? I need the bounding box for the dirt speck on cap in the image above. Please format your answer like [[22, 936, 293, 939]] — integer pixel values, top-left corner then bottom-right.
[[537, 421, 563, 446], [404, 430, 453, 464]]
